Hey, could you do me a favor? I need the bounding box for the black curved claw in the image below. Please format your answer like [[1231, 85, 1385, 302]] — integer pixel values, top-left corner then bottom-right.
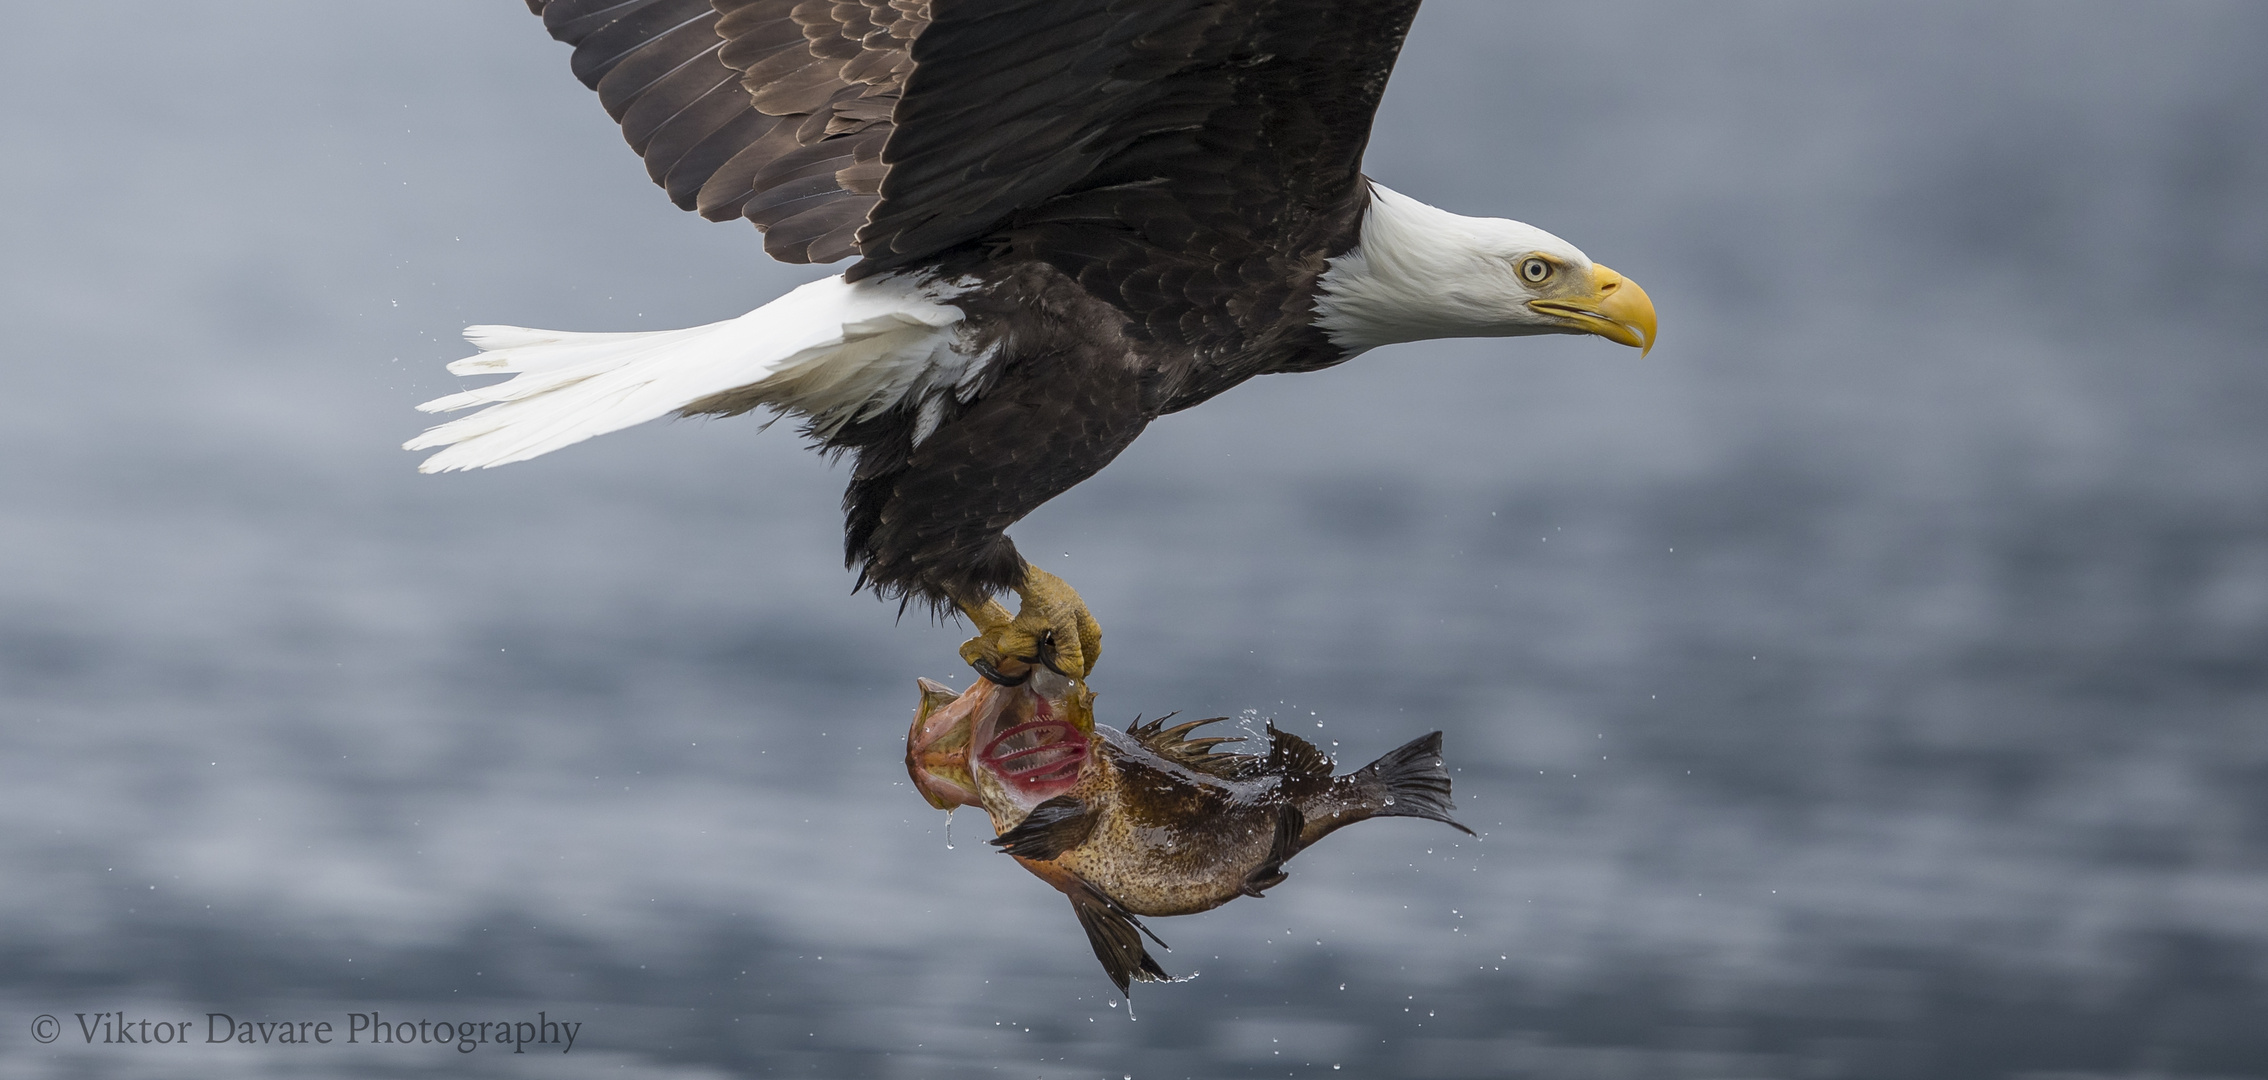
[[1031, 630, 1073, 679], [972, 656, 1032, 687]]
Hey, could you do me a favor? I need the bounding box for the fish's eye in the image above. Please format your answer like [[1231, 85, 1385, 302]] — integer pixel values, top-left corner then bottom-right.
[[1520, 257, 1553, 284]]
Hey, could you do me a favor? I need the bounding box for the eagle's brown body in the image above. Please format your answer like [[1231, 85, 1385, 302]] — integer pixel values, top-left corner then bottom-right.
[[526, 0, 1412, 604]]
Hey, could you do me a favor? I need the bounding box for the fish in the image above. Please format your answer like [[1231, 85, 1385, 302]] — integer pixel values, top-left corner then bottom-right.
[[905, 668, 1474, 994]]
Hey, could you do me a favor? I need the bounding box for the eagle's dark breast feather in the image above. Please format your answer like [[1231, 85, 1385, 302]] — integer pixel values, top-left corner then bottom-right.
[[523, 0, 1423, 604]]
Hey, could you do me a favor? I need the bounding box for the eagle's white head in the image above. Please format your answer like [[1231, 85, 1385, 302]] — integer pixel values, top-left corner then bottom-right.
[[1312, 182, 1657, 356]]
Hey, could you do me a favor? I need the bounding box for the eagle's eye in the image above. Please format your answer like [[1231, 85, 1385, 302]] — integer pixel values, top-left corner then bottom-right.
[[1519, 257, 1553, 284]]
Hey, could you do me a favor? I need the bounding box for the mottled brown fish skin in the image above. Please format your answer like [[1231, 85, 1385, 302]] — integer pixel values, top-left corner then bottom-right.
[[1042, 722, 1471, 916], [1049, 725, 1283, 916]]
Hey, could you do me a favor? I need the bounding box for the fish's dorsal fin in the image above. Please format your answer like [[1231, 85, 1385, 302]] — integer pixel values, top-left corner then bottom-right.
[[1265, 723, 1336, 797], [989, 795, 1100, 861], [1124, 714, 1262, 780], [1063, 877, 1172, 996]]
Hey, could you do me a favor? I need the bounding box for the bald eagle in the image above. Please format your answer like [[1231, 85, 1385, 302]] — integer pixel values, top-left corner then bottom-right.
[[408, 0, 1656, 682]]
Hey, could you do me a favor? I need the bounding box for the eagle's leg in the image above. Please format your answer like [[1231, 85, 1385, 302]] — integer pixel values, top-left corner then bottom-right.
[[956, 565, 1102, 683]]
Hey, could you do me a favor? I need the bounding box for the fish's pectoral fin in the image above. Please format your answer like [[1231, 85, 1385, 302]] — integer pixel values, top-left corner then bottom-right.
[[989, 794, 1099, 861], [1240, 805, 1307, 898], [1064, 878, 1171, 996]]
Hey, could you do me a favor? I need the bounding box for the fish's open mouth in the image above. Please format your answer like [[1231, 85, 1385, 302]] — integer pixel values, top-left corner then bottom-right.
[[980, 719, 1089, 788]]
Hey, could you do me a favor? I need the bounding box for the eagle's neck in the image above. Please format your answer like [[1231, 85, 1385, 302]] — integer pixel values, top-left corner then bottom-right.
[[1310, 183, 1579, 354]]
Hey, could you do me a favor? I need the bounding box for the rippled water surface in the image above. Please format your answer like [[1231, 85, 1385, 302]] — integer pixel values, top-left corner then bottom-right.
[[4, 2, 2266, 1077]]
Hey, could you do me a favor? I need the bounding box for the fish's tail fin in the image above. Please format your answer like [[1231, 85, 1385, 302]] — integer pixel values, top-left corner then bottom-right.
[[1348, 731, 1475, 836], [403, 273, 970, 473]]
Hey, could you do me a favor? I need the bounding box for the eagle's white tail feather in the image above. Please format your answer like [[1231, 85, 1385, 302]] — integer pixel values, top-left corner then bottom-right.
[[458, 324, 656, 355], [405, 274, 972, 474]]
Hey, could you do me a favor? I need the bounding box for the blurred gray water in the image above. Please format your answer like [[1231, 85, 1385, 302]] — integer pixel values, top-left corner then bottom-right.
[[3, 2, 2265, 1077]]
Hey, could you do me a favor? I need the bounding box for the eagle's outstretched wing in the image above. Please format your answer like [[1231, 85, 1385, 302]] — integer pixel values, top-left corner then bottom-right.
[[525, 0, 1421, 318]]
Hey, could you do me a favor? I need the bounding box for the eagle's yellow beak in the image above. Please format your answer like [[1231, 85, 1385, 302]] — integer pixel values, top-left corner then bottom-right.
[[1529, 263, 1657, 356]]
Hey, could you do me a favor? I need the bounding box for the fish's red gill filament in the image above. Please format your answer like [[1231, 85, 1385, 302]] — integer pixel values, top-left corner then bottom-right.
[[980, 719, 1089, 786]]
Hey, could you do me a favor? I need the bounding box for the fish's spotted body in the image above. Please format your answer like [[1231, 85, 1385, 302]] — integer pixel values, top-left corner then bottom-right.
[[906, 671, 1472, 993]]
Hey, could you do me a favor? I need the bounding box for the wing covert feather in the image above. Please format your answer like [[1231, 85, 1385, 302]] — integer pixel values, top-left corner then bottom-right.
[[527, 0, 919, 263]]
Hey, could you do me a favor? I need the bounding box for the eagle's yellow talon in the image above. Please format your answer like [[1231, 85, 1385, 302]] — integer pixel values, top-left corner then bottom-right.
[[955, 565, 1101, 682]]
